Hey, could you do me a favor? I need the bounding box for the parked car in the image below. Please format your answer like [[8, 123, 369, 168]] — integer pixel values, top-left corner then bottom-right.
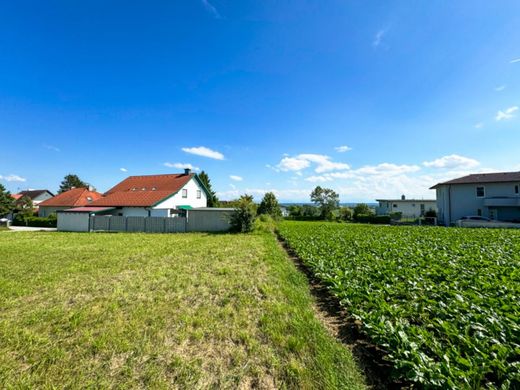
[[456, 216, 493, 227]]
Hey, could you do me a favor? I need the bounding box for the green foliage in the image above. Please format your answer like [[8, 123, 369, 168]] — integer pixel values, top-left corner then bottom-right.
[[389, 211, 402, 221], [352, 203, 372, 218], [310, 186, 339, 219], [13, 215, 57, 227], [15, 195, 34, 219], [258, 192, 282, 220], [354, 214, 391, 224], [278, 221, 520, 389], [230, 194, 257, 233], [0, 184, 14, 216], [198, 171, 219, 207], [59, 174, 89, 193], [339, 207, 354, 221], [425, 209, 437, 218], [288, 204, 320, 218]]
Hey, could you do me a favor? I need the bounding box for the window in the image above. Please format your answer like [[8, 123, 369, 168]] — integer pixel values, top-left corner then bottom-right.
[[477, 208, 482, 216], [476, 186, 485, 198], [86, 196, 92, 202], [196, 190, 201, 199], [393, 204, 398, 208], [515, 185, 519, 194], [182, 189, 187, 198]]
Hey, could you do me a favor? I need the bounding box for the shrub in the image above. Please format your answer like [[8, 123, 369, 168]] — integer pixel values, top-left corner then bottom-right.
[[354, 214, 390, 224], [230, 195, 257, 233], [424, 209, 437, 218], [12, 214, 57, 227], [389, 212, 402, 221]]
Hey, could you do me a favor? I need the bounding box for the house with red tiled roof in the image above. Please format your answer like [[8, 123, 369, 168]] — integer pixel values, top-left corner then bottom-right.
[[86, 169, 209, 217], [430, 171, 520, 225], [38, 187, 103, 217], [12, 189, 54, 213]]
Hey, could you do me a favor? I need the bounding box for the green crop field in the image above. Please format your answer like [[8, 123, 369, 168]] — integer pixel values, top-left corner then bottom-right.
[[278, 221, 520, 389], [0, 231, 366, 389]]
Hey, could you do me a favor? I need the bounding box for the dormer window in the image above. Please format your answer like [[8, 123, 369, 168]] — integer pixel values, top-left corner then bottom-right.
[[152, 187, 157, 191], [86, 196, 93, 202], [132, 187, 137, 191], [141, 187, 146, 191]]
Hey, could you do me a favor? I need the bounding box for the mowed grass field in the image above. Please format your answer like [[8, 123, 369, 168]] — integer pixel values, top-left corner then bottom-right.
[[0, 230, 366, 389]]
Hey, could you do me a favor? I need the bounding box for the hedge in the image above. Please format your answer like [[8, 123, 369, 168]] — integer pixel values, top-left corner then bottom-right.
[[354, 214, 391, 224]]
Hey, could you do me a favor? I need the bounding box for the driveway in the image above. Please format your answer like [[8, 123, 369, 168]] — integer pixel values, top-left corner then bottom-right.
[[7, 226, 57, 232]]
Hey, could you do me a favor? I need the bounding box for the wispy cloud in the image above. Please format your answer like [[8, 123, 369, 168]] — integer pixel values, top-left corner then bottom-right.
[[181, 146, 225, 160], [230, 175, 243, 181], [201, 0, 221, 18], [0, 174, 26, 182], [474, 122, 484, 129], [164, 162, 200, 171], [334, 145, 352, 153], [373, 29, 386, 48], [43, 144, 60, 152], [423, 154, 480, 169], [120, 168, 128, 172], [495, 85, 506, 92], [495, 106, 518, 121], [510, 58, 520, 64], [277, 154, 350, 173]]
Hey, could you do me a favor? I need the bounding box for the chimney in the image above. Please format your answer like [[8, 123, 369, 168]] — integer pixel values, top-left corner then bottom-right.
[[401, 194, 405, 200], [184, 168, 191, 175]]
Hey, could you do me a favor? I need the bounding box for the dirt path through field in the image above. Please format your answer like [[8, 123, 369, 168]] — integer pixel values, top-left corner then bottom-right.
[[275, 233, 407, 390]]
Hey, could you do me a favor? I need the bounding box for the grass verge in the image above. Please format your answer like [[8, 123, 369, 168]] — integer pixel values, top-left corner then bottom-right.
[[0, 231, 366, 389]]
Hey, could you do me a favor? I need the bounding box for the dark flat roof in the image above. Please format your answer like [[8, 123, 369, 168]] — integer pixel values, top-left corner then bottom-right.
[[430, 171, 520, 189]]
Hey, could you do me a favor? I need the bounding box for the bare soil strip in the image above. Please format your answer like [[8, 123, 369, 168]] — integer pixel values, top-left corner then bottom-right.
[[275, 233, 409, 390]]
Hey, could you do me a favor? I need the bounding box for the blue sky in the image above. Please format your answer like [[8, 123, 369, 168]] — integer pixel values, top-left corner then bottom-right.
[[1, 1, 519, 202]]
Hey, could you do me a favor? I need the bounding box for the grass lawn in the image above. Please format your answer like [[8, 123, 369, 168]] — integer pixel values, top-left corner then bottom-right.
[[0, 231, 366, 389]]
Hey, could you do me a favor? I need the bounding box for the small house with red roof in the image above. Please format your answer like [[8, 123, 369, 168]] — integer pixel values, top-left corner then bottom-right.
[[38, 187, 103, 217], [86, 169, 209, 217]]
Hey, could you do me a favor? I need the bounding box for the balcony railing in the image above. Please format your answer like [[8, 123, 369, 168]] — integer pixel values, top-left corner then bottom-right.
[[483, 197, 520, 207]]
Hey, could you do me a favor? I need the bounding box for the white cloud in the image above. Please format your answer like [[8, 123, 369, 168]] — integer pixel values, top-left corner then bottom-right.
[[474, 122, 484, 129], [510, 58, 520, 64], [230, 175, 243, 181], [356, 163, 421, 175], [423, 154, 480, 169], [120, 168, 128, 172], [305, 175, 332, 183], [495, 85, 506, 92], [181, 146, 224, 160], [0, 174, 26, 182], [43, 144, 60, 152], [373, 29, 386, 47], [277, 156, 311, 172], [495, 106, 518, 121], [277, 153, 350, 173], [201, 0, 221, 18], [164, 162, 200, 171], [334, 145, 352, 153]]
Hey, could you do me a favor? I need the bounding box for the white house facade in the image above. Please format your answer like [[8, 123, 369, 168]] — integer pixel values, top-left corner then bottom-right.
[[376, 195, 437, 218]]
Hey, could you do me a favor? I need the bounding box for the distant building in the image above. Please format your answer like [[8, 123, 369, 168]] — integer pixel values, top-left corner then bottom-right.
[[38, 187, 103, 217], [431, 171, 520, 226], [376, 195, 437, 218], [12, 190, 54, 212]]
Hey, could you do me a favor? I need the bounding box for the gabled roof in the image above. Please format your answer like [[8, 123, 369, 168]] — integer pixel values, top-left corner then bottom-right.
[[14, 190, 54, 200], [90, 173, 203, 207], [430, 171, 520, 189], [39, 187, 103, 207]]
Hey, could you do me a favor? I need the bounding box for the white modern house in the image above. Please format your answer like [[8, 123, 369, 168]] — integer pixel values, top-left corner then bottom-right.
[[376, 195, 437, 218], [86, 169, 209, 217], [431, 171, 520, 226]]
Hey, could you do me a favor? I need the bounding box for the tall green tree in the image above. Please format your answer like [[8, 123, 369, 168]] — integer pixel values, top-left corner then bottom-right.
[[310, 186, 339, 220], [0, 184, 14, 217], [59, 174, 88, 193], [353, 203, 372, 218], [258, 192, 282, 220], [198, 171, 219, 207]]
